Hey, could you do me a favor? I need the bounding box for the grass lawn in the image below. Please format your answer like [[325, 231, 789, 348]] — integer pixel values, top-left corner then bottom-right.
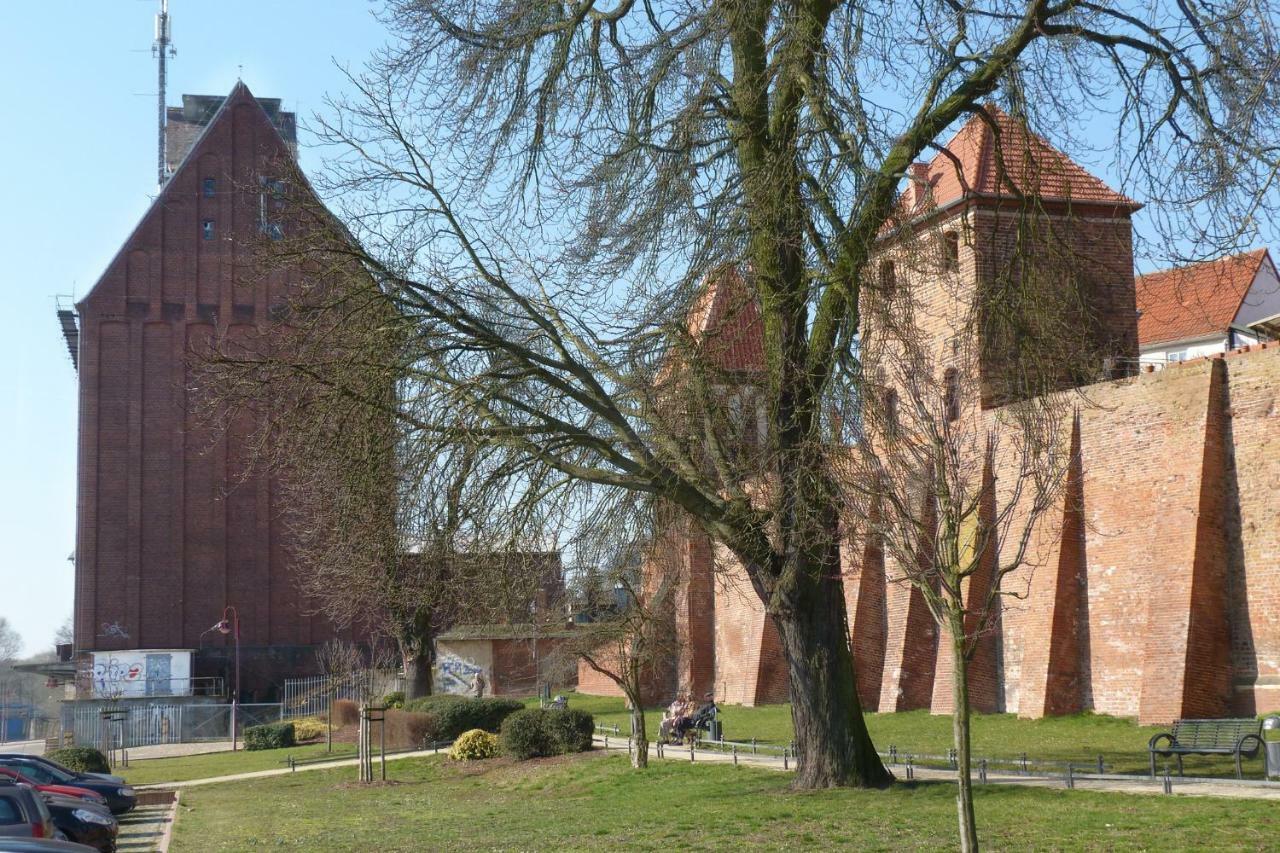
[[122, 742, 357, 786], [168, 751, 1278, 851], [542, 693, 1267, 778]]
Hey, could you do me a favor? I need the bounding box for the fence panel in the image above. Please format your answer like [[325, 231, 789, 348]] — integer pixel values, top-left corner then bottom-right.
[[281, 671, 400, 719], [59, 702, 284, 748]]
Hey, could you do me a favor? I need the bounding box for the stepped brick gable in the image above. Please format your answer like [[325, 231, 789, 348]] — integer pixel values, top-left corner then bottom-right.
[[73, 83, 351, 697]]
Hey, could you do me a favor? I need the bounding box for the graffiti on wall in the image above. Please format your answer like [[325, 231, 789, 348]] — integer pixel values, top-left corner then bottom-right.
[[437, 656, 484, 695], [99, 622, 130, 641]]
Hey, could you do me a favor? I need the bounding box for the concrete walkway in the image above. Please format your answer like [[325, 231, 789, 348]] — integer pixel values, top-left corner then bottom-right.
[[135, 746, 442, 789], [595, 737, 1280, 802], [116, 794, 178, 853]]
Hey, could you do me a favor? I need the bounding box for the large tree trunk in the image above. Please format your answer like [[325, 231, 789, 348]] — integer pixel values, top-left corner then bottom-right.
[[399, 609, 435, 699], [402, 648, 433, 700], [774, 561, 894, 789], [950, 620, 979, 852]]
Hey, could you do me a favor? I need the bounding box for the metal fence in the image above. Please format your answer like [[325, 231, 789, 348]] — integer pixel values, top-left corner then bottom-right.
[[59, 702, 283, 749], [281, 670, 401, 720]]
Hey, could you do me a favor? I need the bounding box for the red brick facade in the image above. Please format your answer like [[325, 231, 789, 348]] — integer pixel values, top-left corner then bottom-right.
[[72, 84, 350, 696]]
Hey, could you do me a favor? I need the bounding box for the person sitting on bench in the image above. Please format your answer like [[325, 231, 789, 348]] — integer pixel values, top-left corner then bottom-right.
[[660, 692, 690, 743], [673, 693, 716, 742]]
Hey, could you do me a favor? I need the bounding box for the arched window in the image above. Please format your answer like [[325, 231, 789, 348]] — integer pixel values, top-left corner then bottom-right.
[[943, 368, 960, 422], [942, 231, 960, 271], [879, 260, 896, 296], [883, 388, 899, 438]]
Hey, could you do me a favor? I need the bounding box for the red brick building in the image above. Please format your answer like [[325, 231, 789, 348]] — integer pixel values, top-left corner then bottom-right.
[[579, 110, 1280, 724], [67, 84, 350, 699]]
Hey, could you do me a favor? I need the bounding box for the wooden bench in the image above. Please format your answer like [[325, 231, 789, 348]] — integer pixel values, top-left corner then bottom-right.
[[1148, 718, 1264, 779]]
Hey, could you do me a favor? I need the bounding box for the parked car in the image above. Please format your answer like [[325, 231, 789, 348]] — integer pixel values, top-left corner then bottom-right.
[[0, 839, 99, 852], [37, 795, 115, 853], [0, 771, 106, 809], [0, 759, 122, 788], [0, 764, 132, 817], [0, 781, 56, 841]]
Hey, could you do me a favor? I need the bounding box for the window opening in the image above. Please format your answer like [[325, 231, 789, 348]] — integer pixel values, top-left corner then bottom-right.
[[201, 219, 214, 240]]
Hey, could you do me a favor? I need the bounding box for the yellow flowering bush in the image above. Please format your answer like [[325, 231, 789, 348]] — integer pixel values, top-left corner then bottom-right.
[[449, 728, 500, 761]]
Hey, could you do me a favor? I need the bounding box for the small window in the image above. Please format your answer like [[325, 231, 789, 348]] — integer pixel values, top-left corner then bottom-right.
[[201, 220, 215, 240], [1167, 350, 1188, 363], [944, 368, 960, 422], [879, 260, 896, 296], [943, 231, 959, 271], [883, 388, 899, 438], [202, 178, 216, 198]]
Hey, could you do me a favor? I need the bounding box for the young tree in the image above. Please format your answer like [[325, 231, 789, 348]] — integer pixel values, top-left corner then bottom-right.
[[300, 0, 1277, 788], [842, 178, 1095, 849]]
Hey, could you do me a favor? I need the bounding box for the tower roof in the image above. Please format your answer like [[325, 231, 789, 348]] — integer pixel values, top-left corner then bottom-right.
[[902, 106, 1139, 217]]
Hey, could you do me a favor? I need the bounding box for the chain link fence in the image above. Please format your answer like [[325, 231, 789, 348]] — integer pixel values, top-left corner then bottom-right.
[[59, 702, 283, 749]]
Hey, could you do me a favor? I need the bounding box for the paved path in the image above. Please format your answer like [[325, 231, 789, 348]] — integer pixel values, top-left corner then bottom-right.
[[594, 737, 1280, 801], [116, 799, 177, 853], [0, 739, 45, 755], [135, 746, 442, 789]]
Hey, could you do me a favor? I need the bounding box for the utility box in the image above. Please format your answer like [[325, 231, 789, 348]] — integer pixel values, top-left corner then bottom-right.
[[1263, 716, 1280, 781]]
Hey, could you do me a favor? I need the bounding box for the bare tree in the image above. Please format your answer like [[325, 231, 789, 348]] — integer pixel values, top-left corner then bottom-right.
[[288, 0, 1278, 789], [840, 177, 1099, 848]]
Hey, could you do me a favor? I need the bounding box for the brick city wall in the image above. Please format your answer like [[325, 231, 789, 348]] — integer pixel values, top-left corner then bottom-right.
[[579, 345, 1280, 720]]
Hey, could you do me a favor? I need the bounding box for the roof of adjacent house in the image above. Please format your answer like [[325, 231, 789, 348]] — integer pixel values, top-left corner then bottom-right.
[[1135, 249, 1270, 347], [902, 106, 1139, 217]]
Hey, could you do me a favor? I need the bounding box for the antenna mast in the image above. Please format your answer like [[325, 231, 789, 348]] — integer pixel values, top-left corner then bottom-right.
[[153, 0, 176, 186]]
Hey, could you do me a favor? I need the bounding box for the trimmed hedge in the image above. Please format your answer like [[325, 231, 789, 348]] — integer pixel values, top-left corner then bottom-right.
[[47, 747, 110, 775], [403, 696, 523, 739], [381, 691, 406, 710], [332, 699, 360, 727], [244, 721, 296, 751], [500, 708, 595, 760], [292, 717, 328, 742], [383, 710, 438, 750]]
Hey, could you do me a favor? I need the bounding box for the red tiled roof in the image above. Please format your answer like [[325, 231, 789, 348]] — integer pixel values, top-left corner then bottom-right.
[[902, 106, 1139, 216], [687, 267, 766, 373], [1135, 249, 1269, 346]]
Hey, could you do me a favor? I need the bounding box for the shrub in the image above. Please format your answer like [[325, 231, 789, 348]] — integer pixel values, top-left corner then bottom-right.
[[501, 709, 595, 760], [501, 709, 555, 759], [383, 710, 439, 750], [403, 694, 466, 714], [449, 729, 499, 761], [47, 747, 110, 775], [434, 697, 525, 739], [331, 699, 360, 726], [291, 717, 328, 742], [544, 709, 595, 754], [382, 691, 406, 710], [244, 721, 296, 751]]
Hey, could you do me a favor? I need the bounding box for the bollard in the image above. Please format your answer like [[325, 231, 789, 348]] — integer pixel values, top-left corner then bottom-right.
[[948, 747, 957, 770], [889, 745, 897, 765], [783, 747, 789, 771], [1097, 754, 1105, 775], [906, 757, 914, 781], [690, 741, 695, 763], [733, 745, 738, 766], [979, 759, 988, 784], [1020, 752, 1029, 775], [1066, 764, 1074, 790], [289, 756, 295, 773], [1163, 771, 1172, 795], [604, 735, 609, 750]]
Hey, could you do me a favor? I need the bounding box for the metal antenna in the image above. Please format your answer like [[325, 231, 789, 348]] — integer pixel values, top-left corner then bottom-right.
[[153, 0, 176, 186]]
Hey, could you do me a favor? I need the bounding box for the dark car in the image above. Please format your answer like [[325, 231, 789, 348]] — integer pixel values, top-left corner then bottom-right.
[[0, 764, 131, 817], [0, 781, 56, 842], [37, 795, 115, 853], [0, 839, 99, 852], [0, 759, 123, 788]]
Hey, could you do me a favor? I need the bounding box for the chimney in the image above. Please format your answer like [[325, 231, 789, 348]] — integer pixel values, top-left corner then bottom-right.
[[909, 162, 932, 209]]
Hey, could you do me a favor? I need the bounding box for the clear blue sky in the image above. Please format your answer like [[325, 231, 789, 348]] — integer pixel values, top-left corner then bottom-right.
[[0, 1, 388, 656]]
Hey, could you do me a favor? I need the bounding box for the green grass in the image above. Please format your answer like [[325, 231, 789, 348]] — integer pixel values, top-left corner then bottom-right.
[[539, 692, 1267, 777], [122, 742, 357, 786], [169, 751, 1279, 851]]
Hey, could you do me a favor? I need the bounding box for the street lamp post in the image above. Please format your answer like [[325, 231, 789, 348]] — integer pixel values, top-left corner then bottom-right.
[[214, 607, 240, 751]]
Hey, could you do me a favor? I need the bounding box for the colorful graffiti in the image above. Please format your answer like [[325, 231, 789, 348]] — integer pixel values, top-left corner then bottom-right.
[[438, 658, 483, 695]]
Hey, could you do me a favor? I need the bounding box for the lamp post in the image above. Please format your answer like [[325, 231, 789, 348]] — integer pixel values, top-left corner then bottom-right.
[[213, 607, 240, 751]]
